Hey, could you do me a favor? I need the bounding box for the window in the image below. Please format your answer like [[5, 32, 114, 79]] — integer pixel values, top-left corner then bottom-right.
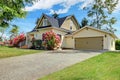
[[70, 20, 73, 30], [43, 19, 48, 26], [70, 26, 72, 30], [35, 34, 37, 38]]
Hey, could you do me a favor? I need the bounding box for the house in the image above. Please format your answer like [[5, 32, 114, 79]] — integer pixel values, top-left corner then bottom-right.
[[0, 41, 4, 46], [26, 14, 117, 50]]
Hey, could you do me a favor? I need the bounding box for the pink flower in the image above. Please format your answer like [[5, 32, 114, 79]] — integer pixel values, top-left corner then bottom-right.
[[10, 33, 26, 47], [42, 31, 61, 50]]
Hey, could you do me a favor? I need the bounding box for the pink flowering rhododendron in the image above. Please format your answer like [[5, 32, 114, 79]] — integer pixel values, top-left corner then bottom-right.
[[10, 33, 26, 47], [42, 31, 61, 50]]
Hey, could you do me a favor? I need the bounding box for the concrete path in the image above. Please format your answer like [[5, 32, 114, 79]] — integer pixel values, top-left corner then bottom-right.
[[0, 50, 102, 80]]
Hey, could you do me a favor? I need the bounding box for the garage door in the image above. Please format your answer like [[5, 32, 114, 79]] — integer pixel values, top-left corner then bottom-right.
[[75, 37, 103, 50]]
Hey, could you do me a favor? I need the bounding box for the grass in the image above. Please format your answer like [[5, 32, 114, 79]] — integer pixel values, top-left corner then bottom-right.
[[39, 51, 120, 80], [0, 46, 43, 58]]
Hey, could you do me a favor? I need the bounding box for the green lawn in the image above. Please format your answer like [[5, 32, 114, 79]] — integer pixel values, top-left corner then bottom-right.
[[39, 52, 120, 80], [0, 46, 42, 58]]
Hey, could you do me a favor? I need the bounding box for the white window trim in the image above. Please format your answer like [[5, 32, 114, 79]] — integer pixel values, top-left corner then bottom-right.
[[43, 19, 48, 26]]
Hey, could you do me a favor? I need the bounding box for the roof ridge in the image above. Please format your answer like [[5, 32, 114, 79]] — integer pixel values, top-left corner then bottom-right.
[[42, 13, 73, 19]]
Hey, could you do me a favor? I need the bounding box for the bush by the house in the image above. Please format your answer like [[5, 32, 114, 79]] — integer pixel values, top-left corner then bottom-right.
[[10, 33, 26, 47], [115, 40, 120, 50], [34, 40, 43, 49], [42, 31, 61, 50], [0, 41, 4, 46]]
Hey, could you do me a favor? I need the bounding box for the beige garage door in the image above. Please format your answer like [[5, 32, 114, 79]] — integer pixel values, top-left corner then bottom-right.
[[75, 37, 103, 50]]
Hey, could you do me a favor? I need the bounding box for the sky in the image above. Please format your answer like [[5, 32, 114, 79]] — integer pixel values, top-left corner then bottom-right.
[[10, 0, 120, 38]]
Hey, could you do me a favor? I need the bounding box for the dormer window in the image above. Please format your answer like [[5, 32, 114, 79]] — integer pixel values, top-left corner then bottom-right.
[[43, 19, 48, 26]]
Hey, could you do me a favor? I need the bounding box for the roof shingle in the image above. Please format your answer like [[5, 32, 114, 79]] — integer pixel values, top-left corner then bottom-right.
[[43, 14, 68, 28]]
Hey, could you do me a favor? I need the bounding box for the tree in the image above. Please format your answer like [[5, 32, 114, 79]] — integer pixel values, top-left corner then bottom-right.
[[0, 28, 4, 41], [0, 0, 38, 41], [80, 18, 89, 28], [85, 0, 118, 33], [52, 11, 59, 19], [0, 27, 7, 41], [9, 25, 19, 39], [0, 0, 37, 28], [115, 40, 120, 50]]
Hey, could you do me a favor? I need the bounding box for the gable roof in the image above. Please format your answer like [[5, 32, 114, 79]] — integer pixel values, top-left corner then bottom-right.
[[71, 26, 118, 39], [65, 15, 80, 29], [58, 16, 68, 27], [35, 13, 80, 29], [43, 14, 59, 28]]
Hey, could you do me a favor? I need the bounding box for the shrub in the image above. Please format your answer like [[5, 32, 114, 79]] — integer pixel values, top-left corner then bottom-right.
[[34, 40, 43, 49], [42, 31, 61, 50], [115, 40, 120, 50], [10, 33, 26, 47]]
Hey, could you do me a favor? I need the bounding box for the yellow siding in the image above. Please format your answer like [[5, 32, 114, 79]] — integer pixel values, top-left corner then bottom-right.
[[52, 29, 67, 35], [62, 37, 74, 48], [26, 29, 53, 47], [52, 29, 67, 48], [27, 26, 116, 50], [107, 35, 115, 50], [61, 18, 77, 31], [34, 28, 67, 40], [34, 29, 53, 40], [73, 28, 115, 50], [27, 28, 67, 48]]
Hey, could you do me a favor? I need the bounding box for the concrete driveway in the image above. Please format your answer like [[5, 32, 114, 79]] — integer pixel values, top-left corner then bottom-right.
[[0, 50, 103, 80]]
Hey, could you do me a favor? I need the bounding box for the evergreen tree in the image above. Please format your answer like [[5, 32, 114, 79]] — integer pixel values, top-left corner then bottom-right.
[[52, 11, 59, 19], [80, 18, 89, 28]]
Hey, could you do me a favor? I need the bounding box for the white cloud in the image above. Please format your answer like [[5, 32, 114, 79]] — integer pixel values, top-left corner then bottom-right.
[[52, 8, 69, 14], [80, 0, 94, 9], [50, 0, 84, 14], [24, 0, 64, 11], [24, 0, 120, 14], [49, 5, 70, 14], [24, 0, 84, 14]]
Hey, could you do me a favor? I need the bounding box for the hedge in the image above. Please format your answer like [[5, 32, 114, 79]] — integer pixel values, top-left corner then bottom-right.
[[115, 40, 120, 50]]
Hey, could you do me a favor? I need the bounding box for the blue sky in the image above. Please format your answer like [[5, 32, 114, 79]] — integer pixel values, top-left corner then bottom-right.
[[10, 0, 120, 38]]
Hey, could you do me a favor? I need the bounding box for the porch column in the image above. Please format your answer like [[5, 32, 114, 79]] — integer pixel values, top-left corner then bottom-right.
[[26, 33, 28, 45], [59, 35, 64, 50]]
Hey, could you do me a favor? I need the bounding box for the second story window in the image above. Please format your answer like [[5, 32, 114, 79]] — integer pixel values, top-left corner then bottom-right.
[[70, 26, 72, 30], [70, 20, 73, 30], [43, 19, 48, 26]]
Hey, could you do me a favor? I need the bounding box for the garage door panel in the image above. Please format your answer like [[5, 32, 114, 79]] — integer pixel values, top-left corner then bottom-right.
[[75, 37, 103, 50], [75, 38, 86, 49]]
